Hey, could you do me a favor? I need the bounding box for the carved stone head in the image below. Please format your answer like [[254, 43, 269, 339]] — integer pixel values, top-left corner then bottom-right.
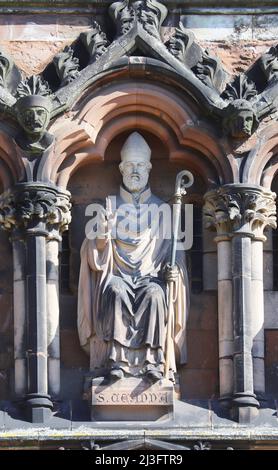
[[119, 132, 152, 192], [15, 95, 52, 138], [222, 99, 258, 139]]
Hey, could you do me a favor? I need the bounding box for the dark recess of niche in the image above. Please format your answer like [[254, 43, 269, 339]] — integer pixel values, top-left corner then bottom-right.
[[59, 231, 70, 293], [187, 205, 203, 294]]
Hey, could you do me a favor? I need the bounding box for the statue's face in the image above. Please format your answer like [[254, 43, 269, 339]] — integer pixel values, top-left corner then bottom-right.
[[18, 105, 50, 136], [230, 109, 254, 138], [119, 158, 151, 192]]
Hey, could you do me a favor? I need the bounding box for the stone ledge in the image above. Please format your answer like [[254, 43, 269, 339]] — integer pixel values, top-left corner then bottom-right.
[[1, 426, 278, 441], [0, 1, 277, 15], [1, 399, 277, 434]]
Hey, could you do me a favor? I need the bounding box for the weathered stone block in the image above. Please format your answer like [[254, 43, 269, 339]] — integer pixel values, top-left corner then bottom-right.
[[181, 14, 253, 41], [89, 377, 174, 422], [253, 14, 278, 40]]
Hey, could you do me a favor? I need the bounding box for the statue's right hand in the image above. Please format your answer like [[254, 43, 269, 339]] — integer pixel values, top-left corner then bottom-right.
[[97, 207, 109, 238], [97, 199, 117, 240]]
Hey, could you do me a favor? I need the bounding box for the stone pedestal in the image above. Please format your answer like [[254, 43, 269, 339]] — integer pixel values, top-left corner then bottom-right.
[[88, 377, 174, 422]]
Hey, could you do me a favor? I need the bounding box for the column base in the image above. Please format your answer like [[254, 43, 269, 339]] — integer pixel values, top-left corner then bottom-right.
[[231, 392, 260, 423], [25, 393, 53, 423]]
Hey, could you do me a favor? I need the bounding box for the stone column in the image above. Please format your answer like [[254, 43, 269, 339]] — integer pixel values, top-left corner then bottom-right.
[[216, 235, 233, 403], [204, 196, 234, 403], [204, 184, 276, 423], [46, 232, 61, 397], [12, 231, 27, 396], [46, 189, 71, 397], [251, 237, 265, 398], [0, 183, 71, 422]]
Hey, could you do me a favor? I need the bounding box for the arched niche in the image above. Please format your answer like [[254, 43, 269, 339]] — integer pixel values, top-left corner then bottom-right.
[[0, 131, 20, 399], [48, 80, 233, 190], [47, 74, 231, 401], [243, 123, 278, 187], [0, 130, 24, 193], [60, 124, 219, 400]]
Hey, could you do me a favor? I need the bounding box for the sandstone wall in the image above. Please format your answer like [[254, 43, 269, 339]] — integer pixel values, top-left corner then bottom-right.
[[0, 5, 277, 401]]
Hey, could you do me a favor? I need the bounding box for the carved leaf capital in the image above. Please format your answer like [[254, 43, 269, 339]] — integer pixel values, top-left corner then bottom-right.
[[204, 185, 277, 238], [0, 185, 71, 233]]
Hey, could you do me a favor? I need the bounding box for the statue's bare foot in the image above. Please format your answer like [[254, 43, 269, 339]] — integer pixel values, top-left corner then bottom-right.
[[109, 368, 124, 382], [145, 370, 163, 383]]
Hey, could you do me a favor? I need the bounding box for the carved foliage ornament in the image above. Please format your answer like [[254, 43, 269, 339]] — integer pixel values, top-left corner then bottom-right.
[[59, 439, 234, 451], [52, 46, 80, 87], [0, 187, 71, 232], [259, 44, 278, 83], [193, 49, 227, 92], [0, 0, 276, 144], [80, 21, 110, 63], [16, 75, 51, 100], [0, 49, 12, 88], [204, 186, 277, 237], [109, 0, 168, 39], [165, 23, 196, 64]]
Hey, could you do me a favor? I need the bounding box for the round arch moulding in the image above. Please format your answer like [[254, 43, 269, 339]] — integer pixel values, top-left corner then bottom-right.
[[48, 80, 233, 189], [243, 123, 278, 189]]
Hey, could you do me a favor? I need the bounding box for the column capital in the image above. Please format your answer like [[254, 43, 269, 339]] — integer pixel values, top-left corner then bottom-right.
[[204, 184, 277, 239], [0, 182, 71, 235]]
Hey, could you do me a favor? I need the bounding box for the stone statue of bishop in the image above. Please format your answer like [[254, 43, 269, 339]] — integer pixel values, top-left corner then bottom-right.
[[78, 132, 189, 383]]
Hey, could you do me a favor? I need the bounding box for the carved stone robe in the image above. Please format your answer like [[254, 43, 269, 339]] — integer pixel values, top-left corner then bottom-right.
[[78, 186, 189, 379]]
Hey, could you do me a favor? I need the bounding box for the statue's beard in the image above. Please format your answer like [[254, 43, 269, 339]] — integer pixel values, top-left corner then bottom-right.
[[123, 173, 149, 193]]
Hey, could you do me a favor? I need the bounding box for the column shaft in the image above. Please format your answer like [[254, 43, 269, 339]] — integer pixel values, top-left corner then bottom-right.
[[251, 239, 265, 397], [46, 237, 60, 397], [26, 229, 48, 395], [217, 238, 233, 399], [13, 237, 27, 396]]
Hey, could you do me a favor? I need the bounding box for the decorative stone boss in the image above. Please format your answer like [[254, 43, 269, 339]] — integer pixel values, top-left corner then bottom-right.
[[78, 132, 189, 384]]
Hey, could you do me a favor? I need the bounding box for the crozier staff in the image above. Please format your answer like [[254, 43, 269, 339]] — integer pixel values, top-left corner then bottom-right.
[[164, 170, 194, 380]]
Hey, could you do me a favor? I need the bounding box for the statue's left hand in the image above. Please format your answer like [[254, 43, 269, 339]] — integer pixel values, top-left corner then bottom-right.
[[163, 263, 179, 283]]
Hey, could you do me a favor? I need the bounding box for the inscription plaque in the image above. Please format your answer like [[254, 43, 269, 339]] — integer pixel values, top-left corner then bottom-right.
[[90, 377, 174, 421]]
